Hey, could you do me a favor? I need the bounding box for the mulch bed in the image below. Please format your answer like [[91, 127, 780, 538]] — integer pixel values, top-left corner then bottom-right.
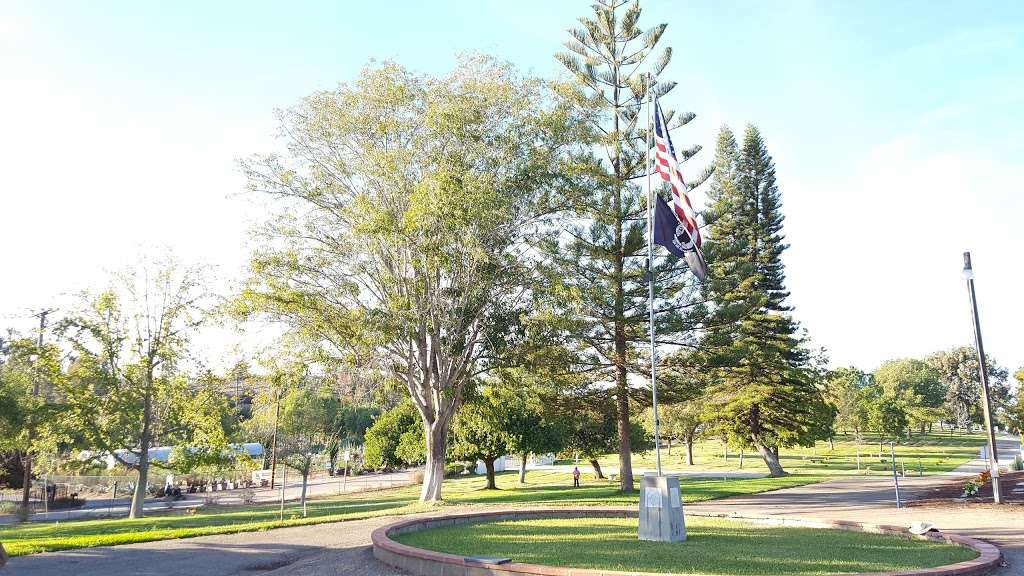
[[908, 470, 1024, 507]]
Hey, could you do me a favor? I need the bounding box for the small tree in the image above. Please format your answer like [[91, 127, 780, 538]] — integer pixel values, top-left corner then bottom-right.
[[868, 393, 908, 444], [58, 259, 216, 518], [825, 367, 870, 435], [449, 391, 512, 490], [0, 336, 64, 516], [658, 401, 703, 466], [247, 386, 339, 511], [563, 398, 651, 479], [363, 400, 423, 471]]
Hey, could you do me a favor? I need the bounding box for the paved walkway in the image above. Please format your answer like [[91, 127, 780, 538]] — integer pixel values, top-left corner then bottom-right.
[[5, 438, 1020, 575], [1, 470, 416, 525]]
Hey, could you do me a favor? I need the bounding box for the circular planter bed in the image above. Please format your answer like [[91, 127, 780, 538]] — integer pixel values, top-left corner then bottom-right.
[[372, 508, 1000, 576]]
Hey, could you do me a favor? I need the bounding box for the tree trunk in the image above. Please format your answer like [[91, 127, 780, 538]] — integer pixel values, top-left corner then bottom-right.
[[518, 452, 528, 484], [828, 436, 834, 450], [613, 350, 633, 492], [685, 435, 694, 466], [754, 441, 786, 476], [328, 447, 338, 477], [589, 458, 605, 479], [20, 451, 31, 517], [667, 437, 671, 456], [484, 458, 497, 490], [419, 418, 450, 503], [611, 60, 632, 496], [739, 448, 744, 469], [129, 391, 153, 519], [300, 469, 309, 515]]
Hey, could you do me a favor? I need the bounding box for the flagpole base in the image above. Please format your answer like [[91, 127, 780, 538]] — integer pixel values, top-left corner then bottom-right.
[[638, 473, 686, 542]]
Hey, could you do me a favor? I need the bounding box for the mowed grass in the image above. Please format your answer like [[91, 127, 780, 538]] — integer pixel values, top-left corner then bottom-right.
[[395, 517, 979, 575], [0, 432, 985, 557], [0, 470, 823, 556], [0, 490, 424, 556], [440, 469, 830, 506], [594, 432, 986, 477]]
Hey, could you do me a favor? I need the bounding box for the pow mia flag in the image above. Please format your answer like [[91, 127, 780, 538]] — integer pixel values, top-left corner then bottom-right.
[[653, 195, 707, 281]]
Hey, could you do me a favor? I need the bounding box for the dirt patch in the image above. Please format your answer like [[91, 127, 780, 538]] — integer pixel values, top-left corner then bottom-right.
[[908, 470, 1024, 507]]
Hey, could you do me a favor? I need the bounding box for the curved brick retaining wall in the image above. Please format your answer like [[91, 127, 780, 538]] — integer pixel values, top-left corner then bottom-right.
[[371, 507, 1001, 576]]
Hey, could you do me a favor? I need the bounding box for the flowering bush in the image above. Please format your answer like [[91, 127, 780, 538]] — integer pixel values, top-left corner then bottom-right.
[[962, 480, 979, 497]]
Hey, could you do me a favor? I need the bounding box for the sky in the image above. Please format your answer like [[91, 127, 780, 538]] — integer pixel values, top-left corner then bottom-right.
[[1, 1, 1022, 376]]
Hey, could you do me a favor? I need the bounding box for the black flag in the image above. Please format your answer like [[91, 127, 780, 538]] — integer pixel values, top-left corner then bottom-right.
[[653, 196, 707, 281]]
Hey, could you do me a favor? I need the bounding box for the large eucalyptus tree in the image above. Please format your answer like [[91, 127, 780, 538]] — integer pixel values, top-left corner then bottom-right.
[[237, 57, 587, 502]]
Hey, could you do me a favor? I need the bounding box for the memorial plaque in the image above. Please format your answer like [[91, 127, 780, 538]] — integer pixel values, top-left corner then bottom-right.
[[644, 487, 662, 508]]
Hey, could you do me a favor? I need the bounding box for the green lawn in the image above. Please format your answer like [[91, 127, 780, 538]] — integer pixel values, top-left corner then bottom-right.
[[594, 431, 985, 477], [0, 470, 823, 556], [0, 432, 984, 557], [0, 490, 424, 556], [395, 516, 979, 575]]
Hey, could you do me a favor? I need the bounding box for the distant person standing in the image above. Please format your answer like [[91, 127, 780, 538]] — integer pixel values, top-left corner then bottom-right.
[[572, 466, 580, 488]]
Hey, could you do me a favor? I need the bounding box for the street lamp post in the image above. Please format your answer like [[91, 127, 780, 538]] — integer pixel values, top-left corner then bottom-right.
[[962, 251, 1001, 504]]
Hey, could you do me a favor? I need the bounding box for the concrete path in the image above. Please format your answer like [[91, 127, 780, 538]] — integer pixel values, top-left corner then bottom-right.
[[5, 438, 1019, 576], [693, 435, 1022, 574]]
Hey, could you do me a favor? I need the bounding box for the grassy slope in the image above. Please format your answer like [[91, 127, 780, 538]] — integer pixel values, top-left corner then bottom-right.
[[0, 432, 984, 556], [395, 517, 978, 575]]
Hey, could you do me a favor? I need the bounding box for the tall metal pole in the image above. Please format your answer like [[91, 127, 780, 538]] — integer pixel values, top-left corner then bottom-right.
[[646, 73, 662, 478], [269, 387, 281, 489], [889, 442, 901, 508], [963, 251, 1001, 503]]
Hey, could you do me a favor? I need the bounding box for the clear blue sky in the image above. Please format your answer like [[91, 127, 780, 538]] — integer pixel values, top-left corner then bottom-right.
[[2, 1, 1022, 376]]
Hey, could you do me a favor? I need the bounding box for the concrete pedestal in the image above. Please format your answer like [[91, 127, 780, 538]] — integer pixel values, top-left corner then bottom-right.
[[638, 474, 686, 542]]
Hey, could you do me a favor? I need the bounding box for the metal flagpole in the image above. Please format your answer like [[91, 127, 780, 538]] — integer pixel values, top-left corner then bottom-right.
[[963, 251, 1001, 503], [647, 73, 662, 478]]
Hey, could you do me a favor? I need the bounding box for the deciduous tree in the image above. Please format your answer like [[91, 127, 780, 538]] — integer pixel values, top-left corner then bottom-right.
[[58, 259, 218, 518], [237, 57, 584, 502], [927, 347, 1008, 429]]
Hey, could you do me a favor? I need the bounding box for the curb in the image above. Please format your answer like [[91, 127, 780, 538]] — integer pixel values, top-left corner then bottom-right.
[[371, 507, 1002, 576]]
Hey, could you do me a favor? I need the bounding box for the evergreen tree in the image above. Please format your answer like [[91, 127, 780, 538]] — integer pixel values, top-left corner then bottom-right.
[[700, 125, 823, 476], [550, 0, 707, 492]]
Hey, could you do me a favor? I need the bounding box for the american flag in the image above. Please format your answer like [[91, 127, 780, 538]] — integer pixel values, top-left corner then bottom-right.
[[653, 99, 701, 249]]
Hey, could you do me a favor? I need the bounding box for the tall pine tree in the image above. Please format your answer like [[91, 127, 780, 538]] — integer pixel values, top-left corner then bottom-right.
[[700, 125, 822, 476], [549, 0, 707, 491]]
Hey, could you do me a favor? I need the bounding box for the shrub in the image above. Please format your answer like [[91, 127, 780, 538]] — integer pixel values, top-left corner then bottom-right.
[[363, 401, 423, 470], [411, 469, 425, 484], [962, 480, 979, 497]]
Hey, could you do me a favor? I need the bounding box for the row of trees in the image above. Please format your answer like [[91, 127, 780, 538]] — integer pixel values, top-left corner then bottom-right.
[[827, 348, 1015, 440], [229, 0, 872, 501], [6, 0, 1016, 513], [0, 261, 381, 518]]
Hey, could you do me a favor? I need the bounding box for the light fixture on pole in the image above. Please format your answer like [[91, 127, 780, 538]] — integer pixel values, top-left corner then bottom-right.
[[962, 251, 1001, 504]]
